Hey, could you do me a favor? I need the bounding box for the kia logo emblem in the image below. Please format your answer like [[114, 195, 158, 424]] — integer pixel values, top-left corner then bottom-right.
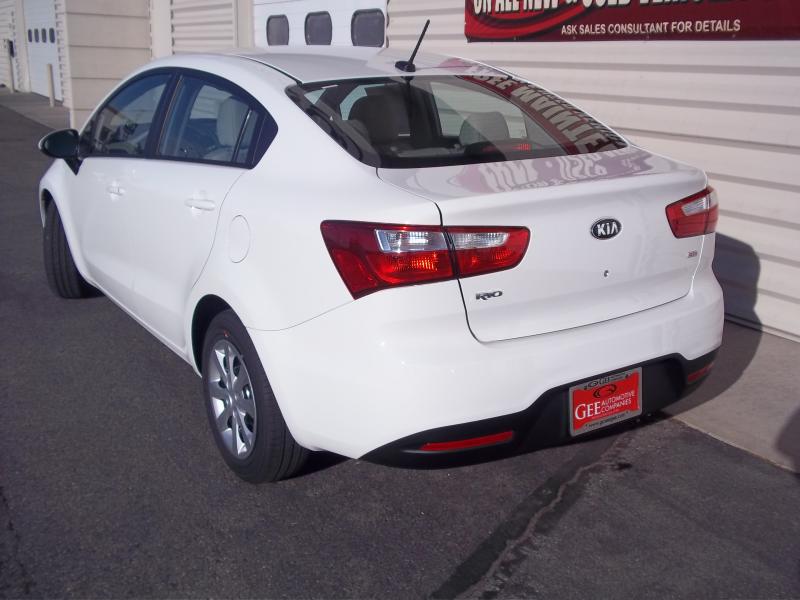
[[591, 218, 622, 240]]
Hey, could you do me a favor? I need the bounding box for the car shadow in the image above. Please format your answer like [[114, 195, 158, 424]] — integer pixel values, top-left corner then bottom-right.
[[664, 233, 762, 416], [776, 408, 800, 480], [291, 451, 349, 479]]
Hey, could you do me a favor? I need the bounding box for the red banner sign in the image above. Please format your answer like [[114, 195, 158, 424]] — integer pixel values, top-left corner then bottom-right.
[[465, 0, 800, 42]]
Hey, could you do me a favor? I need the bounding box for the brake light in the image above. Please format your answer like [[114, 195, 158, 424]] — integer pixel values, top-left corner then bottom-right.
[[666, 187, 719, 238], [320, 221, 530, 299]]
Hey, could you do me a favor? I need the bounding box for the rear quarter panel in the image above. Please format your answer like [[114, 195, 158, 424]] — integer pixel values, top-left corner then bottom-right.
[[184, 59, 443, 364]]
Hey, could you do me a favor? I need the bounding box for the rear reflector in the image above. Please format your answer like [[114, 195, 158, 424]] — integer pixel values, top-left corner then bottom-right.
[[419, 431, 514, 452], [687, 362, 714, 384], [666, 187, 719, 238], [321, 221, 529, 298]]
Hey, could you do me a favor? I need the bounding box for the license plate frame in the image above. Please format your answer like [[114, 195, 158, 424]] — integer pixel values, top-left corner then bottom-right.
[[569, 367, 642, 437]]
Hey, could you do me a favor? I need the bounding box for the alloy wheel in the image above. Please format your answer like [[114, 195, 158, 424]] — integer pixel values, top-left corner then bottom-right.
[[207, 339, 257, 459]]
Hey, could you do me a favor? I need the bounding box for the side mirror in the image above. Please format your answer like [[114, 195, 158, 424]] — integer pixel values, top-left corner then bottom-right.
[[39, 129, 80, 159]]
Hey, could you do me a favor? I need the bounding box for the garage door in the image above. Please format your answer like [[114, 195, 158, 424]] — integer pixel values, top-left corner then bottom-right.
[[23, 0, 61, 100]]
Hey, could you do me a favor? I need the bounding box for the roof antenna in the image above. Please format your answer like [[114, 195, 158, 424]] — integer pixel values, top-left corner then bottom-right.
[[395, 19, 430, 73]]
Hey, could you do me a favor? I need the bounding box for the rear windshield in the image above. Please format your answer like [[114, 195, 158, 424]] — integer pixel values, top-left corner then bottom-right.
[[286, 75, 626, 168]]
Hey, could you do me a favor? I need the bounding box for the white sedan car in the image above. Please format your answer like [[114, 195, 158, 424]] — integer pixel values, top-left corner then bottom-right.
[[38, 47, 723, 482]]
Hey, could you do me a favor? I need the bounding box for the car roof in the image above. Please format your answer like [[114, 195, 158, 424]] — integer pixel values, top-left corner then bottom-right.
[[229, 46, 501, 83]]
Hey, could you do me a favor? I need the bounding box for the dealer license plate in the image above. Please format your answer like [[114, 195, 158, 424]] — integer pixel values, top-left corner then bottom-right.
[[569, 367, 642, 437]]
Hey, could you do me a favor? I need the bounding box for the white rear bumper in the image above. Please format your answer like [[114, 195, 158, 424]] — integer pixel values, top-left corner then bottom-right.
[[249, 265, 723, 459]]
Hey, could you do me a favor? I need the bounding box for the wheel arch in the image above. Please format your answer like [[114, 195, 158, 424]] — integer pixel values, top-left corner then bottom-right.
[[191, 294, 233, 373], [39, 185, 95, 288], [40, 188, 54, 227]]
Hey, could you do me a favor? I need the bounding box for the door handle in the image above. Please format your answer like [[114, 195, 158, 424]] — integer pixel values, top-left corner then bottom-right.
[[106, 183, 125, 196], [185, 196, 216, 211]]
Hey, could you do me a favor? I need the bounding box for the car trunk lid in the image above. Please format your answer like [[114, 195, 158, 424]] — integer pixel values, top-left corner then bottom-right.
[[377, 146, 708, 342]]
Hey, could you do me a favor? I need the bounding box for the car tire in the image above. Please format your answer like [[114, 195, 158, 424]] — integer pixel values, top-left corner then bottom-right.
[[202, 310, 308, 483], [43, 200, 94, 298]]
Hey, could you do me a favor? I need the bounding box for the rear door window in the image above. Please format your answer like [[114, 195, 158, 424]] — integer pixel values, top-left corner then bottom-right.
[[158, 76, 255, 165]]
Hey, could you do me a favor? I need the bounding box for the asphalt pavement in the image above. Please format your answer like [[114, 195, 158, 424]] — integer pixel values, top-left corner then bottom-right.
[[1, 103, 799, 599]]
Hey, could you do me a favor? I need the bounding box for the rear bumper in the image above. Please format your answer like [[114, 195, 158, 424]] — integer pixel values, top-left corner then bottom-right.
[[363, 349, 717, 467], [248, 265, 723, 459]]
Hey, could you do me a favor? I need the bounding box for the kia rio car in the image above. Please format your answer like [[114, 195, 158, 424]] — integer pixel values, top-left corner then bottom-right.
[[37, 47, 723, 482]]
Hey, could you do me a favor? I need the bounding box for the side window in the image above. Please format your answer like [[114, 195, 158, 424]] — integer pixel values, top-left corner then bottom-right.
[[27, 29, 32, 42], [158, 76, 254, 165], [266, 15, 289, 45], [86, 73, 170, 157], [305, 12, 332, 45], [49, 28, 55, 43], [40, 28, 46, 42], [351, 10, 385, 47], [34, 29, 39, 42], [234, 111, 260, 165]]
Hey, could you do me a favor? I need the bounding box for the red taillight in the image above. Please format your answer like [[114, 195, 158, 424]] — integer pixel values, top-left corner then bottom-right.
[[666, 187, 719, 238], [320, 221, 530, 299], [419, 431, 514, 452], [320, 222, 453, 298]]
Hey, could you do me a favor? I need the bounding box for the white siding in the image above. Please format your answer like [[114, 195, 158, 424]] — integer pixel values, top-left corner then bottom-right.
[[0, 0, 14, 87], [172, 0, 236, 52], [388, 0, 800, 342], [170, 0, 252, 52], [0, 0, 21, 89], [59, 0, 151, 127], [54, 0, 70, 107], [50, 0, 253, 126]]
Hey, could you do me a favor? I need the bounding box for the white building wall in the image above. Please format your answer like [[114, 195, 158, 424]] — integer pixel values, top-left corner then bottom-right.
[[388, 0, 800, 341], [8, 0, 255, 126], [150, 0, 172, 58], [169, 0, 252, 53], [0, 0, 27, 91], [0, 0, 16, 88], [54, 0, 68, 106], [57, 0, 151, 127]]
